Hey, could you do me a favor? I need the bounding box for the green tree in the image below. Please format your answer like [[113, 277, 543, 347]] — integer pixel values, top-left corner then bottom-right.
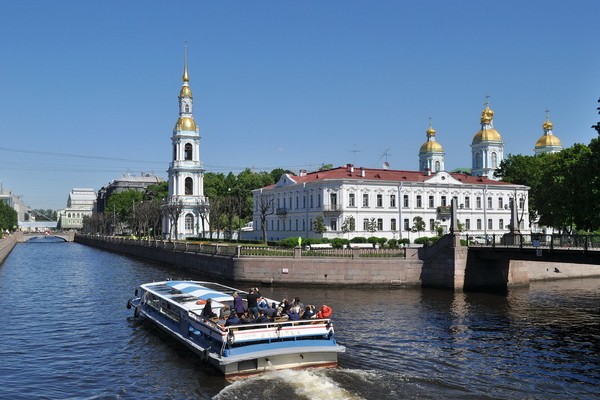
[[313, 216, 327, 234], [341, 216, 355, 236], [319, 164, 334, 171], [106, 190, 144, 233], [0, 201, 17, 233], [413, 216, 425, 233]]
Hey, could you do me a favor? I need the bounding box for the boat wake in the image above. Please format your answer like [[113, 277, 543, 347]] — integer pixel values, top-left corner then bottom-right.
[[214, 368, 368, 400]]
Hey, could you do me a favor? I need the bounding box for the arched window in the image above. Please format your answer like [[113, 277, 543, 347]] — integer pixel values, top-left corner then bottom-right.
[[185, 177, 193, 195], [475, 153, 483, 169], [185, 104, 190, 113], [434, 161, 441, 172], [173, 144, 177, 160], [185, 213, 194, 231], [184, 143, 193, 160], [491, 152, 498, 168]]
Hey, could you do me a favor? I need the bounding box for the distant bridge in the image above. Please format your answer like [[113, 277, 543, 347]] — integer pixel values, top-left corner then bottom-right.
[[16, 231, 75, 243]]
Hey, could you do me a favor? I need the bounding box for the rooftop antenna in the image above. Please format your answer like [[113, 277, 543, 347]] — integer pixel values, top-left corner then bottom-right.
[[348, 144, 361, 165], [375, 148, 392, 169]]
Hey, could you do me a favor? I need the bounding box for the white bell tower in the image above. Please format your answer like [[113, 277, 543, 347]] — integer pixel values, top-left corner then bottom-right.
[[163, 46, 209, 239]]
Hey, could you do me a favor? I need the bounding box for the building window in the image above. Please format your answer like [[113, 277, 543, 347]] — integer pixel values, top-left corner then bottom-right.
[[499, 219, 504, 230], [330, 219, 337, 231], [310, 195, 314, 208], [363, 218, 369, 231], [296, 196, 299, 208], [475, 152, 483, 169], [441, 196, 447, 207], [429, 219, 435, 231], [363, 194, 369, 207], [290, 197, 293, 210], [465, 219, 471, 230], [477, 219, 482, 230], [185, 213, 194, 231], [429, 195, 434, 208], [184, 143, 193, 160], [185, 177, 193, 195], [488, 197, 493, 209], [377, 218, 383, 230], [403, 195, 409, 208], [491, 152, 498, 168], [330, 193, 337, 209], [377, 194, 383, 207], [295, 219, 299, 230], [391, 218, 397, 231], [465, 196, 471, 209], [498, 197, 503, 209], [488, 219, 493, 230], [416, 195, 422, 208], [317, 194, 321, 207], [519, 198, 525, 209], [434, 160, 441, 172], [349, 193, 356, 207], [390, 194, 396, 208], [303, 196, 306, 208], [476, 196, 482, 209], [404, 218, 410, 231]]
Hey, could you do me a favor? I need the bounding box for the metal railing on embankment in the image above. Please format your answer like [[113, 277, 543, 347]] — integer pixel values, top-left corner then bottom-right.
[[464, 233, 600, 251], [76, 235, 407, 259]]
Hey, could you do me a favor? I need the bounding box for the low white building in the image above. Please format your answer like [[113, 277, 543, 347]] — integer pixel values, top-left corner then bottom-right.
[[58, 188, 96, 230], [249, 165, 530, 243]]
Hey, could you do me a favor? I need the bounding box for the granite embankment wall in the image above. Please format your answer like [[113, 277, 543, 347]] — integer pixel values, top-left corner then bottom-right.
[[75, 235, 424, 287], [75, 234, 600, 290], [0, 235, 18, 265]]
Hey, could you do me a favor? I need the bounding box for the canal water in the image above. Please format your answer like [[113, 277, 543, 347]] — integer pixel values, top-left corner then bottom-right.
[[0, 238, 598, 400]]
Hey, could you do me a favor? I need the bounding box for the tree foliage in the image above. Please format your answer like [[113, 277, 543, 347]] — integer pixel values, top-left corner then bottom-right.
[[496, 98, 600, 232], [0, 201, 18, 232]]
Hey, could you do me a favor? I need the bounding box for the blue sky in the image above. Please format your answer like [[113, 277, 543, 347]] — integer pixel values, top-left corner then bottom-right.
[[1, 1, 598, 210]]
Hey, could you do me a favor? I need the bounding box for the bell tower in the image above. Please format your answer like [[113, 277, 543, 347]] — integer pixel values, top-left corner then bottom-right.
[[164, 46, 208, 239]]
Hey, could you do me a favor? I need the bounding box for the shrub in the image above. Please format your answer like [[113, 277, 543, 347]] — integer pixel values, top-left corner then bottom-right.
[[278, 237, 299, 248], [414, 236, 441, 245], [350, 236, 368, 243], [387, 239, 398, 248], [331, 238, 350, 248], [399, 238, 410, 245]]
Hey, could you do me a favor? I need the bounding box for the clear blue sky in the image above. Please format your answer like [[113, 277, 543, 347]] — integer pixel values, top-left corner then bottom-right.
[[1, 1, 598, 210]]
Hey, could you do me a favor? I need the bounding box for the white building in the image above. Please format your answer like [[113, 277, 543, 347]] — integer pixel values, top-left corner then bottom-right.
[[249, 104, 530, 243], [58, 188, 96, 230], [163, 48, 208, 239]]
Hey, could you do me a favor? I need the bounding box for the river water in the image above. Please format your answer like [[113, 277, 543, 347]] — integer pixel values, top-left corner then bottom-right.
[[0, 238, 598, 400]]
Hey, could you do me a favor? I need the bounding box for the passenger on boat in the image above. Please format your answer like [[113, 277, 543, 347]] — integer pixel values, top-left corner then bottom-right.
[[316, 305, 333, 319], [240, 310, 256, 324], [219, 304, 231, 320], [292, 297, 305, 311], [201, 299, 217, 319], [225, 312, 241, 326], [302, 305, 316, 319], [257, 297, 269, 312], [246, 288, 260, 318], [255, 310, 270, 323], [232, 292, 245, 315], [287, 306, 301, 321]]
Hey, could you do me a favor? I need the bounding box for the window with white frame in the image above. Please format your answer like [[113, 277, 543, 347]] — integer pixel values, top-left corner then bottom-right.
[[416, 195, 422, 208], [377, 218, 383, 230], [349, 193, 356, 207], [428, 195, 434, 208], [362, 193, 369, 207], [403, 195, 409, 207], [376, 194, 383, 207], [390, 194, 396, 208], [477, 219, 482, 230]]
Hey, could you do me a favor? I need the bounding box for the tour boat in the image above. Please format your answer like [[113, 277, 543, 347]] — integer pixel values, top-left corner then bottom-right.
[[127, 280, 345, 377]]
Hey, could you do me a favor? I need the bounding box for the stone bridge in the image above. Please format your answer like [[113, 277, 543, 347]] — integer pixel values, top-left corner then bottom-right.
[[16, 231, 75, 242]]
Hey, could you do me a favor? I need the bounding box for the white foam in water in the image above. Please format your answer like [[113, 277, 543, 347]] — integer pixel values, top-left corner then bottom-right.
[[214, 369, 366, 400]]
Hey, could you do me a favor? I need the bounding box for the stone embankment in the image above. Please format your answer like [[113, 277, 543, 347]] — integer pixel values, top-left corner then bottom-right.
[[0, 234, 18, 265], [75, 234, 600, 291]]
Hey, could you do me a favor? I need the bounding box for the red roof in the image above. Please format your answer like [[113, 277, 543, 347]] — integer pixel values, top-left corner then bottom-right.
[[264, 165, 512, 189]]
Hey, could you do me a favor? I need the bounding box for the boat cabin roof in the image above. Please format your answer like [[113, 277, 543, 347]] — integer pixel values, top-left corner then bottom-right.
[[141, 280, 249, 312]]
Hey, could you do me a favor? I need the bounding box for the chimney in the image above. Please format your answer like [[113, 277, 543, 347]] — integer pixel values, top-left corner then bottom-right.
[[299, 169, 307, 177], [360, 167, 365, 177]]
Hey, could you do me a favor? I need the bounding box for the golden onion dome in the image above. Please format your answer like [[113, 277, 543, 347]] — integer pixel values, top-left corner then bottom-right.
[[420, 140, 444, 153], [543, 119, 553, 130], [174, 116, 197, 131], [472, 128, 502, 143], [535, 134, 562, 148], [179, 85, 193, 98]]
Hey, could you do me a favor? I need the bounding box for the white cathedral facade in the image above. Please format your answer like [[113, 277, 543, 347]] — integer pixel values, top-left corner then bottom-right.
[[248, 104, 564, 243], [163, 51, 208, 239]]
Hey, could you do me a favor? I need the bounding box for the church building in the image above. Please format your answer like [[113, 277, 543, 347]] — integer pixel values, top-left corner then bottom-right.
[[163, 49, 209, 239], [249, 103, 531, 243]]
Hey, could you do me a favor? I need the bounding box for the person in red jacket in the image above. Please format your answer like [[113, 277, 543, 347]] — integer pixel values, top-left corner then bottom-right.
[[316, 304, 332, 319]]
